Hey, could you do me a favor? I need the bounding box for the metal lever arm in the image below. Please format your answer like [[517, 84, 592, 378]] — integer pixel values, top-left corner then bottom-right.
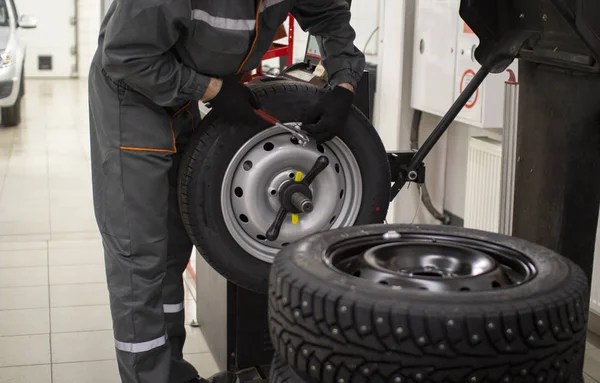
[[303, 156, 329, 185], [390, 66, 491, 201], [266, 208, 287, 242]]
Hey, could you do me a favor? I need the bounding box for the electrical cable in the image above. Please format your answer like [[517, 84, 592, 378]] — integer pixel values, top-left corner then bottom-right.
[[411, 185, 423, 225], [409, 109, 451, 225], [363, 27, 380, 54]]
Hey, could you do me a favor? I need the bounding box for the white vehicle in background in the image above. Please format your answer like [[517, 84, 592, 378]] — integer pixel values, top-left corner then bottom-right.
[[0, 0, 36, 127]]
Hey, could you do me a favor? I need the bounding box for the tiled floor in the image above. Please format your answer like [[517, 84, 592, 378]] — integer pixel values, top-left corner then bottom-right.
[[0, 79, 218, 382], [1, 78, 600, 382]]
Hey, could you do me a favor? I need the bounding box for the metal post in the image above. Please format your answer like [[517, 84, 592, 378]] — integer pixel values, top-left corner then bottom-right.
[[287, 15, 294, 67], [512, 60, 600, 282], [498, 69, 519, 236]]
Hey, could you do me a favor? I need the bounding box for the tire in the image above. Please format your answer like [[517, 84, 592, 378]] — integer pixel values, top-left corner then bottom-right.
[[268, 224, 589, 383], [2, 70, 23, 127], [2, 97, 22, 127], [178, 81, 390, 293], [270, 354, 311, 383]]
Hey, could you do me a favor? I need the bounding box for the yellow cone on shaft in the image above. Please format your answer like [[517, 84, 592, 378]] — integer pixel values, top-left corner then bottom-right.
[[292, 172, 303, 225]]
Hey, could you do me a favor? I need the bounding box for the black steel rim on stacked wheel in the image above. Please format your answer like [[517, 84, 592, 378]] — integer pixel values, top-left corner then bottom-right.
[[267, 224, 589, 383]]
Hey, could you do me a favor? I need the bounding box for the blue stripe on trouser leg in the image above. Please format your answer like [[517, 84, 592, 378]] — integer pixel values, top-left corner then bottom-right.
[[89, 62, 197, 383]]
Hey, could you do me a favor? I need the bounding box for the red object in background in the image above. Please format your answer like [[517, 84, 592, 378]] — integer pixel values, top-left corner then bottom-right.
[[186, 262, 196, 283], [463, 21, 475, 34], [254, 14, 295, 78]]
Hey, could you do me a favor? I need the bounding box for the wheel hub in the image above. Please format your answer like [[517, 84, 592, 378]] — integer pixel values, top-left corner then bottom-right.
[[278, 180, 313, 214], [221, 126, 363, 263]]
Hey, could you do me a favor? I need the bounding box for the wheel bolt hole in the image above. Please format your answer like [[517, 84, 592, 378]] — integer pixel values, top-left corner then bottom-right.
[[234, 187, 243, 198], [239, 214, 249, 223], [379, 280, 389, 286], [290, 137, 299, 145], [353, 270, 362, 277], [270, 189, 277, 196], [459, 287, 471, 292], [317, 144, 325, 153], [418, 287, 428, 291], [335, 163, 340, 173], [339, 189, 344, 199], [329, 216, 336, 224], [289, 173, 295, 178], [282, 242, 290, 247], [263, 142, 275, 151], [492, 281, 501, 288], [243, 161, 253, 171], [257, 234, 267, 241]]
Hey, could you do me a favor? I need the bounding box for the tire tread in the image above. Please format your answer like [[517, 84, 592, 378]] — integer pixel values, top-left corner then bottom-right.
[[268, 244, 589, 383]]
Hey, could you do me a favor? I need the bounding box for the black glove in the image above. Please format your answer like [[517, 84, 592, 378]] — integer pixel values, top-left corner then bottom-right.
[[303, 86, 355, 142], [208, 78, 266, 127]]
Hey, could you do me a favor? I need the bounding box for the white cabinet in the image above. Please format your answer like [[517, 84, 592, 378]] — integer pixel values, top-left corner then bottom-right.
[[453, 22, 517, 128], [411, 0, 517, 129], [410, 0, 460, 118]]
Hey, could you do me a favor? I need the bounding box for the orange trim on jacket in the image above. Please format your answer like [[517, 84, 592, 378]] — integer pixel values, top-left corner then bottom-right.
[[120, 115, 178, 154], [236, 0, 264, 75]]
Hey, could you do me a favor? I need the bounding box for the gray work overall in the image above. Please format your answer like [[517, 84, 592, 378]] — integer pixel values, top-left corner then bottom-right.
[[88, 1, 364, 382]]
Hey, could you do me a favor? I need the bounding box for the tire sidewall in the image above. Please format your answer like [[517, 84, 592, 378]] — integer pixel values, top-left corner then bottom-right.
[[268, 224, 588, 382], [273, 223, 588, 307]]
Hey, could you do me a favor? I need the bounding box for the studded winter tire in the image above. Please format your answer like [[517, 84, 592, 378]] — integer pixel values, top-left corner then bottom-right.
[[269, 354, 309, 383], [268, 224, 589, 383], [178, 81, 390, 293]]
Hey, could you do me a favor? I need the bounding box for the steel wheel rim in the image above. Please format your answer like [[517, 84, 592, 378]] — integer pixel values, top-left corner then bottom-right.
[[326, 232, 536, 292], [221, 126, 363, 263]]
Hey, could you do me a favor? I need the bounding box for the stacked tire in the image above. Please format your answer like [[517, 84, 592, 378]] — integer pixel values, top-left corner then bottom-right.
[[267, 224, 589, 383]]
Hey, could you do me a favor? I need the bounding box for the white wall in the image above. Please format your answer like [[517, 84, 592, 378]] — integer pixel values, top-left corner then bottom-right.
[[373, 0, 449, 225], [17, 0, 77, 77], [76, 0, 101, 78], [373, 0, 505, 225]]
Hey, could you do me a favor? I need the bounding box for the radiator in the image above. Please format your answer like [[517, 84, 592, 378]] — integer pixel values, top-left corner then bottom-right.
[[464, 137, 503, 233]]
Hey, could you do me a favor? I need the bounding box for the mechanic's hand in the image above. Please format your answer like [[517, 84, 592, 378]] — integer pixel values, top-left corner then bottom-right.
[[303, 85, 355, 142], [205, 78, 266, 127]]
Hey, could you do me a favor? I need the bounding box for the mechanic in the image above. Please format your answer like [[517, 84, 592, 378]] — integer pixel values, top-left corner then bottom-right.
[[88, 1, 364, 383]]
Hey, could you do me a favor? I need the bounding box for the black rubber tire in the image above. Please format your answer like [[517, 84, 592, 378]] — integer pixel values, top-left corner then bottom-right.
[[178, 81, 390, 293], [268, 224, 589, 383], [2, 97, 22, 127], [2, 69, 23, 127], [270, 354, 311, 383]]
